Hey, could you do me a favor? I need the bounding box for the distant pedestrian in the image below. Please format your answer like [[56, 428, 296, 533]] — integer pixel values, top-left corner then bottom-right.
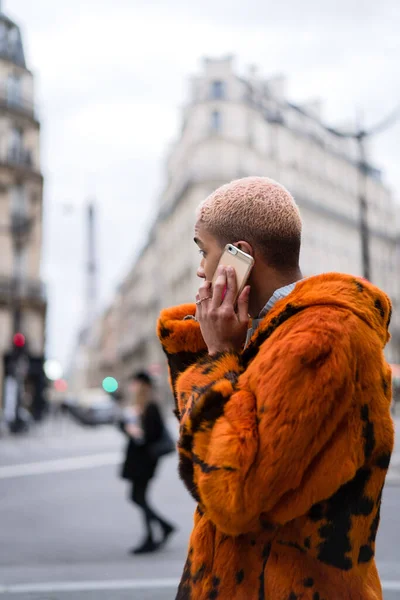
[[120, 370, 176, 554]]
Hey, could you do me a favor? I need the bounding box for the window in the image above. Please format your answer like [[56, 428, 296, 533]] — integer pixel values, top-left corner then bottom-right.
[[210, 80, 225, 100], [0, 23, 6, 51], [7, 72, 21, 106], [10, 185, 27, 217], [8, 27, 20, 53], [211, 110, 222, 133], [9, 126, 23, 161]]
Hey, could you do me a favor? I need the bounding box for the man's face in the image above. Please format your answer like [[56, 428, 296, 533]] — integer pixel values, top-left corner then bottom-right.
[[194, 220, 224, 282]]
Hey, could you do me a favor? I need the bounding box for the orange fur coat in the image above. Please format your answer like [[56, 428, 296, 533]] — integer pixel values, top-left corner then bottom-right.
[[157, 273, 394, 600]]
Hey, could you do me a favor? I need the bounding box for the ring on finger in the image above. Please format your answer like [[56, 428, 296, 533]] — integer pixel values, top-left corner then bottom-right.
[[195, 295, 212, 305]]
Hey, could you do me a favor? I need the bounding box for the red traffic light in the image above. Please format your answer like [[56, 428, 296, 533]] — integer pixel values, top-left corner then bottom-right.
[[13, 333, 26, 348], [54, 379, 68, 392]]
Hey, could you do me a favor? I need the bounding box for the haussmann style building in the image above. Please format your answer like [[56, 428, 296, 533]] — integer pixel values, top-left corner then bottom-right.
[[72, 56, 400, 401]]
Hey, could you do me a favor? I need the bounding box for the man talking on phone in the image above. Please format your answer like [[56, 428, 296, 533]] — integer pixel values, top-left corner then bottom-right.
[[157, 176, 393, 600]]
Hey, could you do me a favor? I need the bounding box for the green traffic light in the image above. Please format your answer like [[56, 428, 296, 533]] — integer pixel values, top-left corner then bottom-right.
[[102, 377, 118, 393]]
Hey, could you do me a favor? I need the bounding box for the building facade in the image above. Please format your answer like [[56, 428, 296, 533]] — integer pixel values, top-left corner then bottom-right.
[[0, 7, 46, 421], [78, 56, 400, 398]]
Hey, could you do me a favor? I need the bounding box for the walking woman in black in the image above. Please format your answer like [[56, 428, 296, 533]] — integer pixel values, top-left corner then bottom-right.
[[120, 371, 176, 554]]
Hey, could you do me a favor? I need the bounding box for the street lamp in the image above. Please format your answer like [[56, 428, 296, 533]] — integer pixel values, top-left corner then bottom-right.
[[44, 359, 63, 381], [327, 105, 400, 281]]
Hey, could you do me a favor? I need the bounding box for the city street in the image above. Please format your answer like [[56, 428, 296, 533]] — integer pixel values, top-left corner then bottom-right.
[[0, 4, 398, 600], [0, 416, 399, 600]]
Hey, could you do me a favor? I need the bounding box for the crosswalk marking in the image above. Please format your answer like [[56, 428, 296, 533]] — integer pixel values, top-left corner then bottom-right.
[[0, 578, 180, 593], [0, 453, 120, 479], [0, 578, 399, 594]]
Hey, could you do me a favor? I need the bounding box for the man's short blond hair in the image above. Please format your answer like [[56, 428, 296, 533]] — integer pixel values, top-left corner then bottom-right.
[[196, 176, 302, 270]]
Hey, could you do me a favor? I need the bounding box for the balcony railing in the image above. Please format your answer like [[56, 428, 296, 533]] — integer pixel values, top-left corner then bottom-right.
[[0, 88, 35, 118], [0, 146, 41, 178], [0, 275, 46, 304], [6, 146, 33, 166]]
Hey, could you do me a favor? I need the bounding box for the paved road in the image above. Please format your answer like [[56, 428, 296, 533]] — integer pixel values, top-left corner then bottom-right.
[[2, 591, 400, 600], [0, 593, 175, 600], [0, 416, 399, 599]]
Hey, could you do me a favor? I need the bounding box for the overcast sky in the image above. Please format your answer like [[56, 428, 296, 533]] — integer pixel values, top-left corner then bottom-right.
[[6, 0, 400, 371]]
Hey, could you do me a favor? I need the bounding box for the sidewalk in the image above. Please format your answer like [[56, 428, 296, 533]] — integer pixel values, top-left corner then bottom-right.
[[0, 415, 124, 468]]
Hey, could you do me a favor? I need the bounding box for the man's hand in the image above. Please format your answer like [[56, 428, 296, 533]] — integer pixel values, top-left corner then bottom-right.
[[196, 266, 250, 356]]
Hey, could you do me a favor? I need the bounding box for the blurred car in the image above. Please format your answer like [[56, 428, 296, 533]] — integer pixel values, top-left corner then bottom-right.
[[61, 388, 118, 426]]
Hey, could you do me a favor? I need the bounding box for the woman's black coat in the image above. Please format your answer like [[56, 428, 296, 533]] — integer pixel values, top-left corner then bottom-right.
[[120, 402, 163, 481]]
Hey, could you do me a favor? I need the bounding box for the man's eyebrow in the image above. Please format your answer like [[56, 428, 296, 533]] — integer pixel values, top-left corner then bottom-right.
[[194, 237, 203, 246]]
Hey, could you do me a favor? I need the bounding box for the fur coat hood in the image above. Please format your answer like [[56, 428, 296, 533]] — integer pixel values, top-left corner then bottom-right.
[[157, 273, 394, 600]]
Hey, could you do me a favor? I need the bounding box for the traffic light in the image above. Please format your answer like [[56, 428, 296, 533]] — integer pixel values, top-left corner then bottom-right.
[[102, 377, 118, 393], [13, 333, 26, 348], [54, 379, 68, 393]]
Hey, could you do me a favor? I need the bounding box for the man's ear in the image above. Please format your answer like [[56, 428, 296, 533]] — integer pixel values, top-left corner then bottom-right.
[[235, 240, 253, 257]]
